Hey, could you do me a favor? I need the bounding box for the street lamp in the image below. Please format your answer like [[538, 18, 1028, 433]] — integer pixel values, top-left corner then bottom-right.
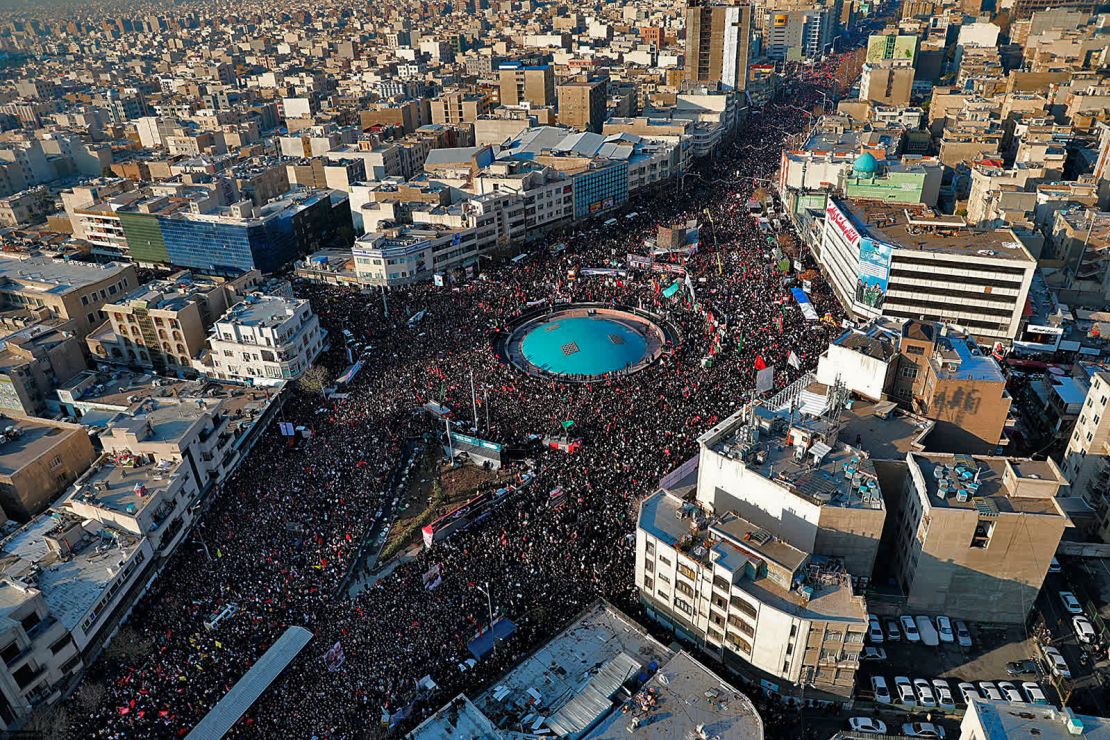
[[475, 581, 497, 653]]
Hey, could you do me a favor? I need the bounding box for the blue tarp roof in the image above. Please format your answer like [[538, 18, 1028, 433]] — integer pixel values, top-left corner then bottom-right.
[[468, 618, 517, 660], [791, 288, 811, 304]]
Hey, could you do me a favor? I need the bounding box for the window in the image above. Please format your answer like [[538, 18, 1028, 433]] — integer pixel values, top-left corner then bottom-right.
[[676, 580, 694, 598], [19, 613, 39, 633], [674, 598, 693, 616], [657, 574, 670, 585], [730, 595, 757, 618], [0, 642, 19, 664], [677, 564, 696, 581], [658, 555, 671, 567], [49, 635, 72, 655], [905, 344, 923, 356], [644, 577, 653, 591], [644, 559, 654, 574], [48, 455, 61, 470]]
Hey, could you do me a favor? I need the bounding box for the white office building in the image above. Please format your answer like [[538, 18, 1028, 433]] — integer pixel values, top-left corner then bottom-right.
[[203, 295, 326, 386]]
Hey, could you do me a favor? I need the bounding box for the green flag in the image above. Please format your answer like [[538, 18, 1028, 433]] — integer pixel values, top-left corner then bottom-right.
[[562, 420, 575, 429]]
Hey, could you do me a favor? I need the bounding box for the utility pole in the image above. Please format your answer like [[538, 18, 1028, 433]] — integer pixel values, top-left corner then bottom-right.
[[380, 285, 389, 318], [484, 385, 490, 431], [445, 417, 454, 460]]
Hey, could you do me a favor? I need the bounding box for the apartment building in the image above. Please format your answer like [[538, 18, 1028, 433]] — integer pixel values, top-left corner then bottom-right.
[[0, 515, 151, 729], [817, 318, 1013, 454], [0, 320, 87, 418], [498, 63, 555, 108], [87, 270, 260, 377], [63, 397, 236, 554], [684, 0, 752, 92], [891, 453, 1069, 623], [429, 92, 489, 125], [1060, 370, 1110, 539], [203, 295, 326, 386], [859, 64, 914, 106], [637, 388, 881, 698], [0, 255, 138, 339], [557, 78, 607, 134], [0, 416, 95, 521], [819, 197, 1036, 345]]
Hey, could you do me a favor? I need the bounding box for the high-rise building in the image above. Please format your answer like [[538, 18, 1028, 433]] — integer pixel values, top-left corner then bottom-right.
[[498, 62, 555, 108], [557, 77, 607, 133], [684, 0, 753, 92]]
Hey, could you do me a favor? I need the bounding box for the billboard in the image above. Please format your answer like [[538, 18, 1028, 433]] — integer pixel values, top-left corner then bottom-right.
[[866, 34, 917, 64], [825, 201, 860, 248], [856, 237, 893, 310]]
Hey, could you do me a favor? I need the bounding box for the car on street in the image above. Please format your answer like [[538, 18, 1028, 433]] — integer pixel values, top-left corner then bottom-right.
[[932, 679, 956, 709], [914, 678, 937, 707], [936, 616, 955, 643], [894, 676, 916, 707], [860, 647, 887, 661], [902, 722, 946, 738], [979, 682, 1004, 701], [849, 717, 888, 735], [886, 619, 901, 641], [1022, 682, 1049, 705], [998, 681, 1024, 704], [958, 682, 981, 705], [901, 615, 922, 642], [872, 676, 893, 704], [1059, 591, 1083, 614], [1073, 615, 1097, 643], [1006, 659, 1039, 676], [955, 620, 972, 648], [1049, 557, 1062, 574], [1041, 644, 1071, 679], [868, 615, 884, 643]]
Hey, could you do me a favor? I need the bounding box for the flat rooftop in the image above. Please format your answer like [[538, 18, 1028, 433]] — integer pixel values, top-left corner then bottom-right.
[[0, 418, 78, 477], [707, 411, 885, 510], [970, 699, 1110, 739], [932, 334, 1007, 383], [845, 198, 1034, 262], [583, 652, 762, 740], [0, 254, 128, 294], [912, 453, 1066, 516], [218, 295, 297, 329], [0, 515, 143, 631], [471, 601, 676, 736], [839, 401, 933, 460], [66, 454, 181, 517]]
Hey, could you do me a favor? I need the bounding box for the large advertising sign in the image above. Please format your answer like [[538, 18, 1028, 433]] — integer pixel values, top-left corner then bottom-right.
[[825, 201, 860, 248], [856, 237, 893, 310]]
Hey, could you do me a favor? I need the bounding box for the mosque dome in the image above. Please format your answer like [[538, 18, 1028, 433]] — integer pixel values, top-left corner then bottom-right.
[[853, 152, 879, 175]]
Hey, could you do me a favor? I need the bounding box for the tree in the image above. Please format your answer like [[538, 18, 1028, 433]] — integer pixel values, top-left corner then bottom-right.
[[297, 364, 331, 395]]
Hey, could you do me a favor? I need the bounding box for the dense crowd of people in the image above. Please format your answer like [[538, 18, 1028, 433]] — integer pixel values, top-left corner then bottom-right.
[[67, 59, 851, 739]]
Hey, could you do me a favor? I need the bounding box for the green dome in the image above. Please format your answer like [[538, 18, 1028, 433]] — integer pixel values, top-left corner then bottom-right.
[[853, 152, 879, 174]]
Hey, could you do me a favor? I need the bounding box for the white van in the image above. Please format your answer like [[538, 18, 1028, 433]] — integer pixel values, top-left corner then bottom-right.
[[603, 217, 618, 227]]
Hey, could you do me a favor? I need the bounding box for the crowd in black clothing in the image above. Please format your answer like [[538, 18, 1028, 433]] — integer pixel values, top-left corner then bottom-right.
[[67, 62, 848, 740]]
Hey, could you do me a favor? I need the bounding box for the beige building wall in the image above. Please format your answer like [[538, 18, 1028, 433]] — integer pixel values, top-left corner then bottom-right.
[[0, 418, 96, 521]]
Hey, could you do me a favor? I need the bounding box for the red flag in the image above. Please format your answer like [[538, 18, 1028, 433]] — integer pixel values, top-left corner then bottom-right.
[[754, 356, 767, 370]]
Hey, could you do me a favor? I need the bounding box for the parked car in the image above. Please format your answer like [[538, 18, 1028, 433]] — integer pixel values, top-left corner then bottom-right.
[[979, 682, 1004, 701], [1006, 659, 1039, 676], [916, 616, 940, 646], [1059, 591, 1083, 615], [886, 619, 902, 642], [936, 616, 955, 643], [860, 647, 888, 661], [1073, 615, 1097, 644], [849, 717, 888, 735], [1041, 644, 1071, 679], [902, 722, 946, 738], [998, 681, 1024, 704], [868, 615, 885, 643], [872, 675, 893, 704], [957, 682, 981, 705], [914, 678, 937, 707], [932, 679, 956, 709], [894, 676, 916, 707], [901, 615, 922, 642], [1022, 682, 1049, 705], [1048, 557, 1062, 574], [955, 620, 973, 648]]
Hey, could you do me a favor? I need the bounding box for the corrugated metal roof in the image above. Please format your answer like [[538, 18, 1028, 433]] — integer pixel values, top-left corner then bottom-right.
[[185, 626, 313, 740], [544, 652, 641, 736]]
